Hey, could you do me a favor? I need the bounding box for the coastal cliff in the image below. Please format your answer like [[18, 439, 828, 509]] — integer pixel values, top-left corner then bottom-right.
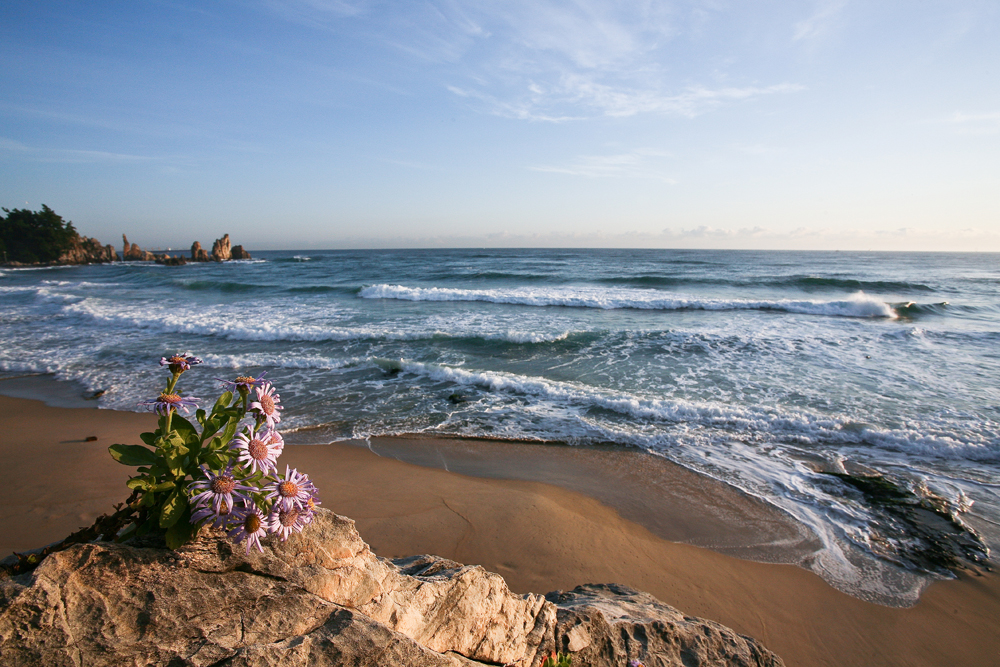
[[0, 204, 252, 267], [0, 509, 782, 667]]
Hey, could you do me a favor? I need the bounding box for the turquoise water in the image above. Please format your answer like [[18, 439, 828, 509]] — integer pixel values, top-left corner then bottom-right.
[[2, 248, 998, 603]]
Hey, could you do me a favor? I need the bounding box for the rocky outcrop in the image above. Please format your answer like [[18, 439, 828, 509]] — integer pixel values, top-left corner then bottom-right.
[[155, 254, 187, 266], [0, 510, 783, 667], [190, 241, 210, 262], [122, 234, 155, 261], [212, 234, 232, 261], [56, 236, 117, 264], [231, 245, 252, 260]]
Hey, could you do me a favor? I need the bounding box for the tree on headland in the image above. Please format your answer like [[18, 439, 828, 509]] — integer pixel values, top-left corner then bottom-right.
[[0, 205, 79, 263]]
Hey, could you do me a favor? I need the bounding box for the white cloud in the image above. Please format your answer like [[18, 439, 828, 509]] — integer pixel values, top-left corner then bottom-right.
[[793, 0, 848, 42], [529, 148, 676, 182], [268, 0, 803, 121], [943, 111, 1000, 134], [0, 138, 159, 164]]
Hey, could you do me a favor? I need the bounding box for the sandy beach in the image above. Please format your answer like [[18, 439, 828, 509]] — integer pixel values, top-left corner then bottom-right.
[[1, 389, 998, 667]]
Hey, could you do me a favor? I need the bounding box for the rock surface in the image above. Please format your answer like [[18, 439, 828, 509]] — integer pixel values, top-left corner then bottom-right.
[[212, 233, 232, 261], [0, 509, 783, 667], [122, 234, 155, 261], [231, 244, 252, 260], [191, 241, 210, 262], [56, 235, 117, 264]]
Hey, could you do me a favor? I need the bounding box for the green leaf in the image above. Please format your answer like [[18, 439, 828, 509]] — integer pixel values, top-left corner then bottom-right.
[[221, 418, 240, 444], [126, 477, 149, 490], [165, 508, 194, 549], [200, 418, 223, 444], [109, 444, 158, 467], [115, 522, 137, 542], [171, 415, 198, 440], [159, 490, 188, 529], [150, 481, 176, 492], [140, 432, 157, 446], [213, 391, 234, 414]]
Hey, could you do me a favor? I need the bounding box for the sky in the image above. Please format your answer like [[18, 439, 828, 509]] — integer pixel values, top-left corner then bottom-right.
[[1, 0, 998, 251]]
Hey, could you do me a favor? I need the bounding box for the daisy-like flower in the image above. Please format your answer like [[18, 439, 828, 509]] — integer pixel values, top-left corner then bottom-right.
[[264, 465, 316, 512], [216, 371, 268, 395], [228, 505, 268, 554], [230, 426, 282, 475], [249, 381, 282, 428], [266, 428, 284, 456], [189, 464, 252, 515], [160, 353, 203, 374], [137, 392, 200, 416], [303, 493, 321, 519], [266, 505, 312, 542], [191, 497, 237, 530]]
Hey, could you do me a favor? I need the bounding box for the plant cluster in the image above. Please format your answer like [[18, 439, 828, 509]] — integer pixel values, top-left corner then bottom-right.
[[541, 652, 572, 667], [109, 354, 319, 551], [0, 205, 79, 263]]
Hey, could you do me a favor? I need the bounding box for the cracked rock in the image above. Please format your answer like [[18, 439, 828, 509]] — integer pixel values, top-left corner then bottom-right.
[[0, 509, 783, 667]]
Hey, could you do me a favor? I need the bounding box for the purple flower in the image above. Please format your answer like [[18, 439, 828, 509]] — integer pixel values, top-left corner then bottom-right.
[[216, 371, 268, 394], [266, 505, 312, 541], [137, 392, 200, 416], [228, 505, 268, 554], [160, 353, 202, 374], [189, 464, 253, 515], [628, 661, 645, 667], [230, 426, 282, 475], [249, 381, 283, 428], [264, 465, 316, 512], [191, 497, 237, 530], [266, 428, 284, 456]]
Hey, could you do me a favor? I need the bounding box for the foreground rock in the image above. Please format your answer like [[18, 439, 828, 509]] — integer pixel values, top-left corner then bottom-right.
[[0, 509, 783, 667]]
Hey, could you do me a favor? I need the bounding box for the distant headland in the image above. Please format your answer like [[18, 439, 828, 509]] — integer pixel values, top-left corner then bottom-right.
[[0, 205, 250, 267]]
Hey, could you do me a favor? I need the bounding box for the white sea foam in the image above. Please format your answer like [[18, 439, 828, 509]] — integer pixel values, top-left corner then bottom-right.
[[200, 353, 359, 370], [57, 297, 572, 344], [382, 360, 1000, 462], [361, 284, 897, 318]]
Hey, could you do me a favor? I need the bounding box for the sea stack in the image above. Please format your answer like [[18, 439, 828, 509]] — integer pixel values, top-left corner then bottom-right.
[[190, 241, 210, 262], [211, 234, 232, 261], [121, 235, 154, 261]]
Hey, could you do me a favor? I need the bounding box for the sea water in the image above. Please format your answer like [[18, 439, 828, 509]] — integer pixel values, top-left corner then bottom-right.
[[2, 249, 998, 604]]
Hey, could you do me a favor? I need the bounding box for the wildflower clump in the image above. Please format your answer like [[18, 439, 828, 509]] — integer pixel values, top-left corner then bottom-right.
[[108, 355, 319, 550], [541, 652, 572, 667]]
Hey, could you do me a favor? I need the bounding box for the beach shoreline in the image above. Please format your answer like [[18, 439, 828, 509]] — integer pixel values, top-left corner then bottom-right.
[[1, 383, 999, 666]]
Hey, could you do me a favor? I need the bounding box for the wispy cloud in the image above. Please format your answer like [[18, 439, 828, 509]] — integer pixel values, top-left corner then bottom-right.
[[793, 0, 848, 41], [452, 78, 802, 122], [529, 148, 676, 182], [261, 0, 366, 27], [941, 111, 1000, 134], [0, 138, 160, 164], [267, 0, 804, 121]]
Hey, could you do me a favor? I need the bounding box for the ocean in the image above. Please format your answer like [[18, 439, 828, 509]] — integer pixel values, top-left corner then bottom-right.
[[1, 248, 997, 605]]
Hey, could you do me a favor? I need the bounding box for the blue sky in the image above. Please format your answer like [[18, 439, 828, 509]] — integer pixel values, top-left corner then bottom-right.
[[2, 1, 998, 250]]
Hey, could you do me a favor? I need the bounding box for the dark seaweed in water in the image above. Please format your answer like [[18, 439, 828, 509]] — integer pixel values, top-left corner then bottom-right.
[[827, 472, 990, 575]]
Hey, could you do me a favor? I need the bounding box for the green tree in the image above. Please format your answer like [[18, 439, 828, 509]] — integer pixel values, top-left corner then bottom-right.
[[0, 205, 79, 263]]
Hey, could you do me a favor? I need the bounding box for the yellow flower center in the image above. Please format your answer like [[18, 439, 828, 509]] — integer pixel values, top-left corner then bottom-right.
[[278, 480, 299, 498], [247, 438, 268, 460], [210, 476, 235, 495], [245, 514, 261, 533], [259, 394, 275, 415]]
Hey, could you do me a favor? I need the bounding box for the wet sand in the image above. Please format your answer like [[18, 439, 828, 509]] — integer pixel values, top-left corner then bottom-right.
[[1, 390, 998, 667]]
